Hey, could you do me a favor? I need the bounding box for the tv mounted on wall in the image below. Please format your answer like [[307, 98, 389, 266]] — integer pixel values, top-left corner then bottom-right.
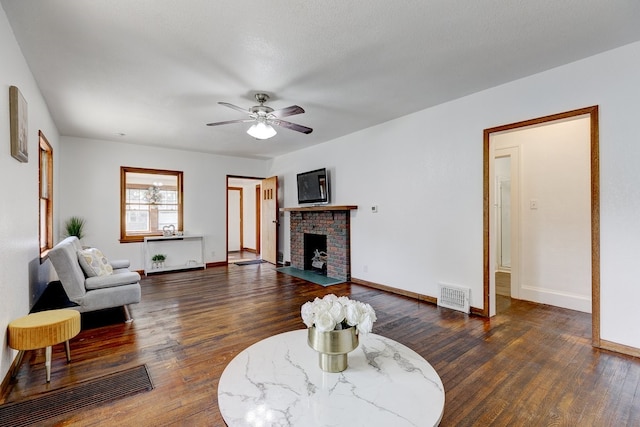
[[297, 168, 330, 205]]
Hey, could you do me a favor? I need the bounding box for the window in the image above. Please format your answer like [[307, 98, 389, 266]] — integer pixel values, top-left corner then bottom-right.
[[39, 131, 53, 258], [120, 167, 183, 243]]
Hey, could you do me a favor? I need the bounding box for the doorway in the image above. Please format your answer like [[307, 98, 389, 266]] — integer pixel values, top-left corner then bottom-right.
[[227, 177, 262, 263], [494, 149, 519, 313], [483, 106, 600, 346]]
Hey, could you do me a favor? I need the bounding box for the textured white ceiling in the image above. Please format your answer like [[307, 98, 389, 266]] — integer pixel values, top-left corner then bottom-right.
[[3, 0, 640, 159]]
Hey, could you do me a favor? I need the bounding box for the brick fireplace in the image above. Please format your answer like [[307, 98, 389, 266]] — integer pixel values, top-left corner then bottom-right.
[[286, 206, 357, 281]]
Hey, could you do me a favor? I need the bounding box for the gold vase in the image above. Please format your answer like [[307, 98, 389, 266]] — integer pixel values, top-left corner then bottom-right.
[[307, 326, 359, 372]]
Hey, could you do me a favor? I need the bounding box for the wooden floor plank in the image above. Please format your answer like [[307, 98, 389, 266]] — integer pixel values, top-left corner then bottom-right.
[[2, 264, 640, 425]]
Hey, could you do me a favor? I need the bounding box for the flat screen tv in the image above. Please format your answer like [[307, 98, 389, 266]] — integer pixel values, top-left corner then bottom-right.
[[297, 168, 329, 205]]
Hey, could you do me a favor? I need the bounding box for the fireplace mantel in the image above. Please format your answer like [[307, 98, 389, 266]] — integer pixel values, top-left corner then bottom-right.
[[283, 205, 357, 212]]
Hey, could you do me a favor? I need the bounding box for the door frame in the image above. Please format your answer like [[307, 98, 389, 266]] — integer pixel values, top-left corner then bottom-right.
[[226, 175, 264, 263], [482, 106, 600, 347]]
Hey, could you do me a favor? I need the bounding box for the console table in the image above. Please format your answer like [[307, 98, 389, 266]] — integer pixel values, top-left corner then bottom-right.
[[218, 330, 445, 426], [143, 235, 205, 275]]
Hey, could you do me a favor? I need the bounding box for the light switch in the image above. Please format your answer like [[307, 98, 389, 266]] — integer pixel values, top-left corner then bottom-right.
[[530, 199, 538, 210], [371, 205, 379, 213]]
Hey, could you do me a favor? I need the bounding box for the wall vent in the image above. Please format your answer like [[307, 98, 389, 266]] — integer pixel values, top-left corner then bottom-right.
[[438, 283, 471, 314]]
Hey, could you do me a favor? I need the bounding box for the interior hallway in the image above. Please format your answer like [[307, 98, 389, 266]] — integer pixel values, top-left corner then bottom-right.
[[496, 271, 511, 313]]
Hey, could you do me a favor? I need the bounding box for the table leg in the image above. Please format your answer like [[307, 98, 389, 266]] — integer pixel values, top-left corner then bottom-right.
[[65, 340, 72, 362], [45, 345, 52, 382]]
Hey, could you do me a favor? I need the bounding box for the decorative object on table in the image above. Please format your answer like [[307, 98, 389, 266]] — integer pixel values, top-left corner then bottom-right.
[[311, 249, 327, 269], [301, 294, 376, 372], [162, 224, 175, 236], [9, 86, 28, 163], [63, 216, 86, 240], [151, 254, 166, 269]]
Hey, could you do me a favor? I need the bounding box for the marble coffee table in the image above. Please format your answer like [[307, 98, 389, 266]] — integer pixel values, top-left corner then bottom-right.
[[218, 329, 444, 426]]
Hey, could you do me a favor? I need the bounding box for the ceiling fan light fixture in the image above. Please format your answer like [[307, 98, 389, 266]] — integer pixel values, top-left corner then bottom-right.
[[247, 122, 277, 140]]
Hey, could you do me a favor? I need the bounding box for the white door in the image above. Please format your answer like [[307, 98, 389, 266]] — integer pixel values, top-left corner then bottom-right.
[[261, 176, 278, 264]]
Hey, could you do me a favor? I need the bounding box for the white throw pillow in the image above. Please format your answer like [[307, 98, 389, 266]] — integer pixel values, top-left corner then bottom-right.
[[77, 248, 113, 277]]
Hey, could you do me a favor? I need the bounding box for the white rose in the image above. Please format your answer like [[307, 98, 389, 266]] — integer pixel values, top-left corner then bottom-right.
[[344, 300, 363, 326], [337, 296, 350, 305], [313, 298, 331, 316], [301, 301, 315, 328], [301, 295, 376, 333], [328, 301, 346, 324], [362, 303, 376, 322], [323, 294, 339, 303], [315, 311, 337, 332], [356, 303, 376, 334], [357, 313, 374, 334]]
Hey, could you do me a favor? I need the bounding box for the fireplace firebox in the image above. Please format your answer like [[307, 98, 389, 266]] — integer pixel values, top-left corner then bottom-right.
[[304, 233, 327, 275]]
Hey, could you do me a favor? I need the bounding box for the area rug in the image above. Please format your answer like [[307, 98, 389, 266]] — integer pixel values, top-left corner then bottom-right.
[[276, 267, 344, 286], [0, 364, 153, 427], [234, 259, 266, 266]]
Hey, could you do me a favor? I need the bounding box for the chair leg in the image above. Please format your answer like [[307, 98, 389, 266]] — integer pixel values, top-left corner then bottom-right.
[[65, 340, 72, 363], [123, 305, 133, 323], [45, 346, 52, 382]]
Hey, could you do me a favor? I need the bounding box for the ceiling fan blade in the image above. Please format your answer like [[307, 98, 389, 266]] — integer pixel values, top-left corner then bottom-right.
[[206, 119, 254, 127], [270, 105, 305, 118], [271, 119, 313, 134], [218, 102, 249, 114]]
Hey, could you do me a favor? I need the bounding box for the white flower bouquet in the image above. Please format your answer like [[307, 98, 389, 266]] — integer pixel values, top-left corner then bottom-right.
[[301, 294, 377, 335]]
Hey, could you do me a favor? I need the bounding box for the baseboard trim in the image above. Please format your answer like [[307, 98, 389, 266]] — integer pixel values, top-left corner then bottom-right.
[[207, 261, 228, 268], [0, 351, 21, 404], [351, 277, 437, 304], [599, 339, 640, 359], [351, 277, 484, 316]]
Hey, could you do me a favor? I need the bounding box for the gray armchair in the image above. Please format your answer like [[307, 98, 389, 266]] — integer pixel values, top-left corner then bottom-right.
[[47, 236, 141, 322]]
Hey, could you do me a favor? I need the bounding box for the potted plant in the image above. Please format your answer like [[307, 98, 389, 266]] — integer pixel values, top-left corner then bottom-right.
[[151, 254, 166, 269], [64, 216, 86, 240]]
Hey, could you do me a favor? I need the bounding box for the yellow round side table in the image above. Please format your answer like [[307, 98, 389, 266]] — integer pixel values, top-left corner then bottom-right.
[[8, 309, 81, 382]]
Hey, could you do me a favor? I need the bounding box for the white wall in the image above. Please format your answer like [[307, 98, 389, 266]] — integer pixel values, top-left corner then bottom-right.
[[493, 117, 591, 313], [59, 137, 268, 270], [269, 41, 640, 350], [241, 183, 258, 252], [0, 6, 60, 380], [228, 189, 241, 251], [494, 155, 511, 270]]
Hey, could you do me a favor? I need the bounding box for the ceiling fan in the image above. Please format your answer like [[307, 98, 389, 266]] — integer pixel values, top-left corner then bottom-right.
[[206, 93, 313, 140]]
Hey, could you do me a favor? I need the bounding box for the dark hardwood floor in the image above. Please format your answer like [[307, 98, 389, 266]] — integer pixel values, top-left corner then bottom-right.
[[227, 250, 260, 263], [3, 264, 640, 426]]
